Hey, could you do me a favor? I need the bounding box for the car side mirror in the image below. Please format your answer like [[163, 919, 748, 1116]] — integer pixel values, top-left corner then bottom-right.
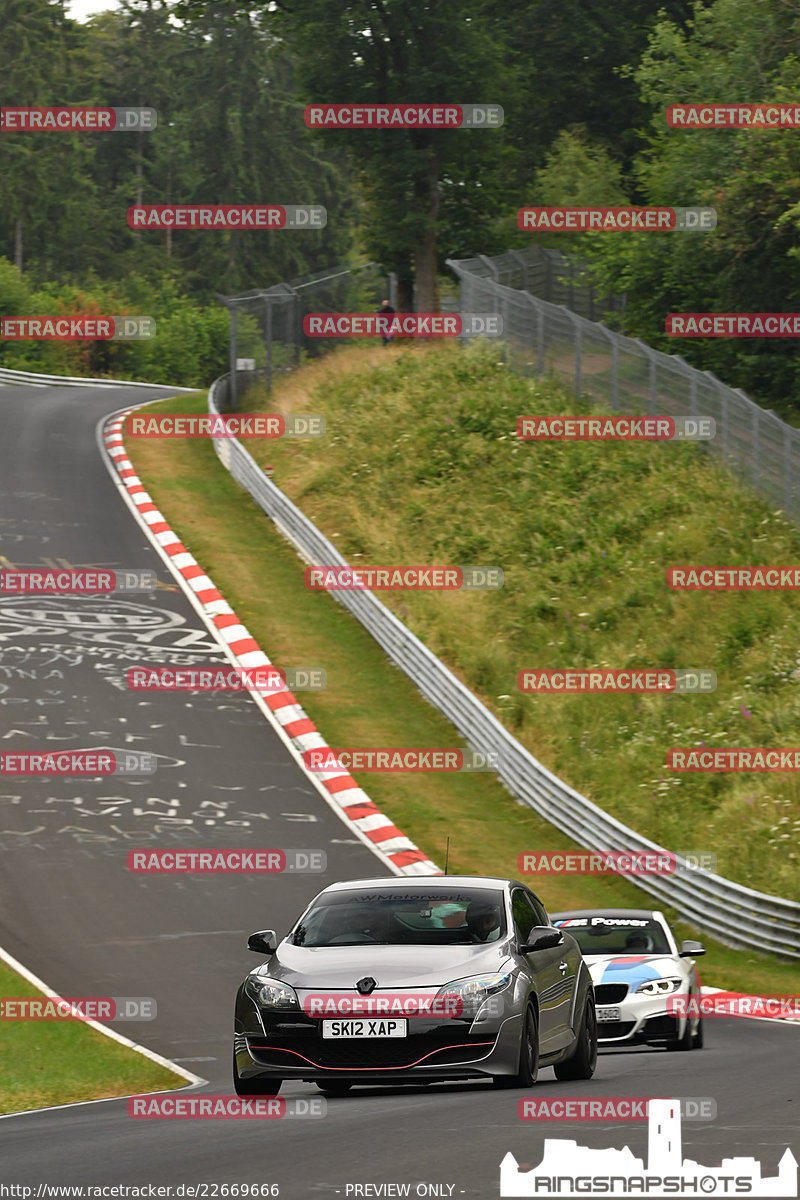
[[520, 926, 564, 953], [248, 929, 278, 955], [679, 939, 706, 958]]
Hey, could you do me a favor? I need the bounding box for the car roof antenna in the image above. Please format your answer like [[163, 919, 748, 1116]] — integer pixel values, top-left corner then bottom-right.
[[444, 837, 450, 875]]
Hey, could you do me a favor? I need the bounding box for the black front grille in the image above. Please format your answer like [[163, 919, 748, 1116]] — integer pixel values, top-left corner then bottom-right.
[[595, 984, 629, 1004], [643, 1014, 680, 1038], [597, 1020, 635, 1038], [248, 1029, 494, 1070]]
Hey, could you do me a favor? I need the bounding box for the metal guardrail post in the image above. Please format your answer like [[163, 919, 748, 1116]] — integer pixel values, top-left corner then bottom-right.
[[564, 309, 583, 398]]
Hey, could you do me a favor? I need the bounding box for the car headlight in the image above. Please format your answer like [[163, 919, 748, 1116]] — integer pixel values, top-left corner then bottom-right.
[[244, 976, 299, 1009], [636, 977, 684, 996], [437, 972, 513, 1019]]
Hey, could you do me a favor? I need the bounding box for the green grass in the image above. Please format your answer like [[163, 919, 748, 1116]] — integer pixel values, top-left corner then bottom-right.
[[235, 341, 800, 900], [125, 371, 800, 991], [0, 962, 187, 1114]]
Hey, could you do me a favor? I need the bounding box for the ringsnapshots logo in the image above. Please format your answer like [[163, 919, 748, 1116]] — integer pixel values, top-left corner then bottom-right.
[[517, 851, 718, 876], [517, 415, 715, 441], [500, 1098, 797, 1198], [127, 849, 326, 873], [123, 413, 324, 438], [127, 205, 326, 230], [518, 1097, 717, 1122], [0, 568, 156, 594], [303, 748, 501, 773], [668, 103, 800, 128], [667, 313, 800, 337], [0, 106, 156, 131], [126, 666, 326, 692], [303, 313, 502, 337], [0, 750, 156, 776], [1, 317, 155, 340], [518, 207, 716, 232], [304, 103, 503, 128], [0, 996, 156, 1021], [128, 1096, 325, 1119], [305, 566, 503, 590], [517, 669, 716, 694]]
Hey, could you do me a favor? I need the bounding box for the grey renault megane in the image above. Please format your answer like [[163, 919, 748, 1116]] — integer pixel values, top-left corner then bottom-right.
[[233, 875, 597, 1095]]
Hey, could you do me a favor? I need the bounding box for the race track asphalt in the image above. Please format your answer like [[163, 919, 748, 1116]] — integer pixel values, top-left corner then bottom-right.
[[0, 384, 797, 1198]]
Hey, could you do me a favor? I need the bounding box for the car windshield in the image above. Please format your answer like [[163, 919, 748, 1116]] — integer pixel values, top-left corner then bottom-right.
[[552, 915, 671, 955], [291, 888, 507, 947]]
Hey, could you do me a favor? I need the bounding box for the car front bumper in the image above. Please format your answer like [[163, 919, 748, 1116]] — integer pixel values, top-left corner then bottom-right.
[[595, 993, 693, 1045], [235, 1010, 524, 1082]]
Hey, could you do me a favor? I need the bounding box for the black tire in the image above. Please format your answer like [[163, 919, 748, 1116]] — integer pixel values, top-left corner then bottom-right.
[[494, 1005, 539, 1088], [692, 1017, 704, 1049], [316, 1081, 353, 1096], [667, 1016, 694, 1051], [554, 993, 598, 1081], [233, 1049, 283, 1095]]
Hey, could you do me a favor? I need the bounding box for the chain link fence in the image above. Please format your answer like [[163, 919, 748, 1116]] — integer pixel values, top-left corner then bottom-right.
[[216, 261, 392, 410], [447, 246, 800, 520]]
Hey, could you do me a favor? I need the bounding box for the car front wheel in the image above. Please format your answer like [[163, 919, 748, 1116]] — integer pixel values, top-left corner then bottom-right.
[[494, 1005, 539, 1088], [233, 1048, 283, 1095], [554, 993, 598, 1081]]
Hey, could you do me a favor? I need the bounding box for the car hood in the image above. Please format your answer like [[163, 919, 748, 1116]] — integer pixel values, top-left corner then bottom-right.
[[252, 941, 513, 989], [586, 954, 689, 986]]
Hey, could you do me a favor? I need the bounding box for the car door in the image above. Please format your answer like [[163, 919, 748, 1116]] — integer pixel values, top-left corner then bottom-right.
[[512, 888, 563, 1053], [526, 888, 577, 1049]]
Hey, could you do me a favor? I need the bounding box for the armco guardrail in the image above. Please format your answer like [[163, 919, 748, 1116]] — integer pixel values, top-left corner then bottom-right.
[[207, 373, 800, 959], [0, 366, 196, 391]]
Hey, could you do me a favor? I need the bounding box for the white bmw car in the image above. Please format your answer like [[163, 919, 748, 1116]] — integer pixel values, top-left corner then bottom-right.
[[550, 908, 705, 1051]]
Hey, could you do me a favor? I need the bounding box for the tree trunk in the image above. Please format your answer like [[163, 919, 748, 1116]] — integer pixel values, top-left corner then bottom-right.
[[412, 144, 442, 316], [14, 216, 23, 274]]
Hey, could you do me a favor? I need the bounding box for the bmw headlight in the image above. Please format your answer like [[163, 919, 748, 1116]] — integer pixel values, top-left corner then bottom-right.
[[636, 977, 683, 996], [245, 976, 299, 1009], [436, 972, 513, 1019]]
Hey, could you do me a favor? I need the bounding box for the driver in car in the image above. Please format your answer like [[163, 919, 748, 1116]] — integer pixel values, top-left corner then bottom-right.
[[465, 900, 502, 943]]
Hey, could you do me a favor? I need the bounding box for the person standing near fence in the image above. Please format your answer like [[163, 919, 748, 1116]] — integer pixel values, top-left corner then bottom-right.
[[376, 298, 396, 345]]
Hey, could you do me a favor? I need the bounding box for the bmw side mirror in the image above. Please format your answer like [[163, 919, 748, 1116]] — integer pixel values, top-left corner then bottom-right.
[[248, 929, 278, 955], [520, 926, 564, 953], [679, 939, 706, 958]]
